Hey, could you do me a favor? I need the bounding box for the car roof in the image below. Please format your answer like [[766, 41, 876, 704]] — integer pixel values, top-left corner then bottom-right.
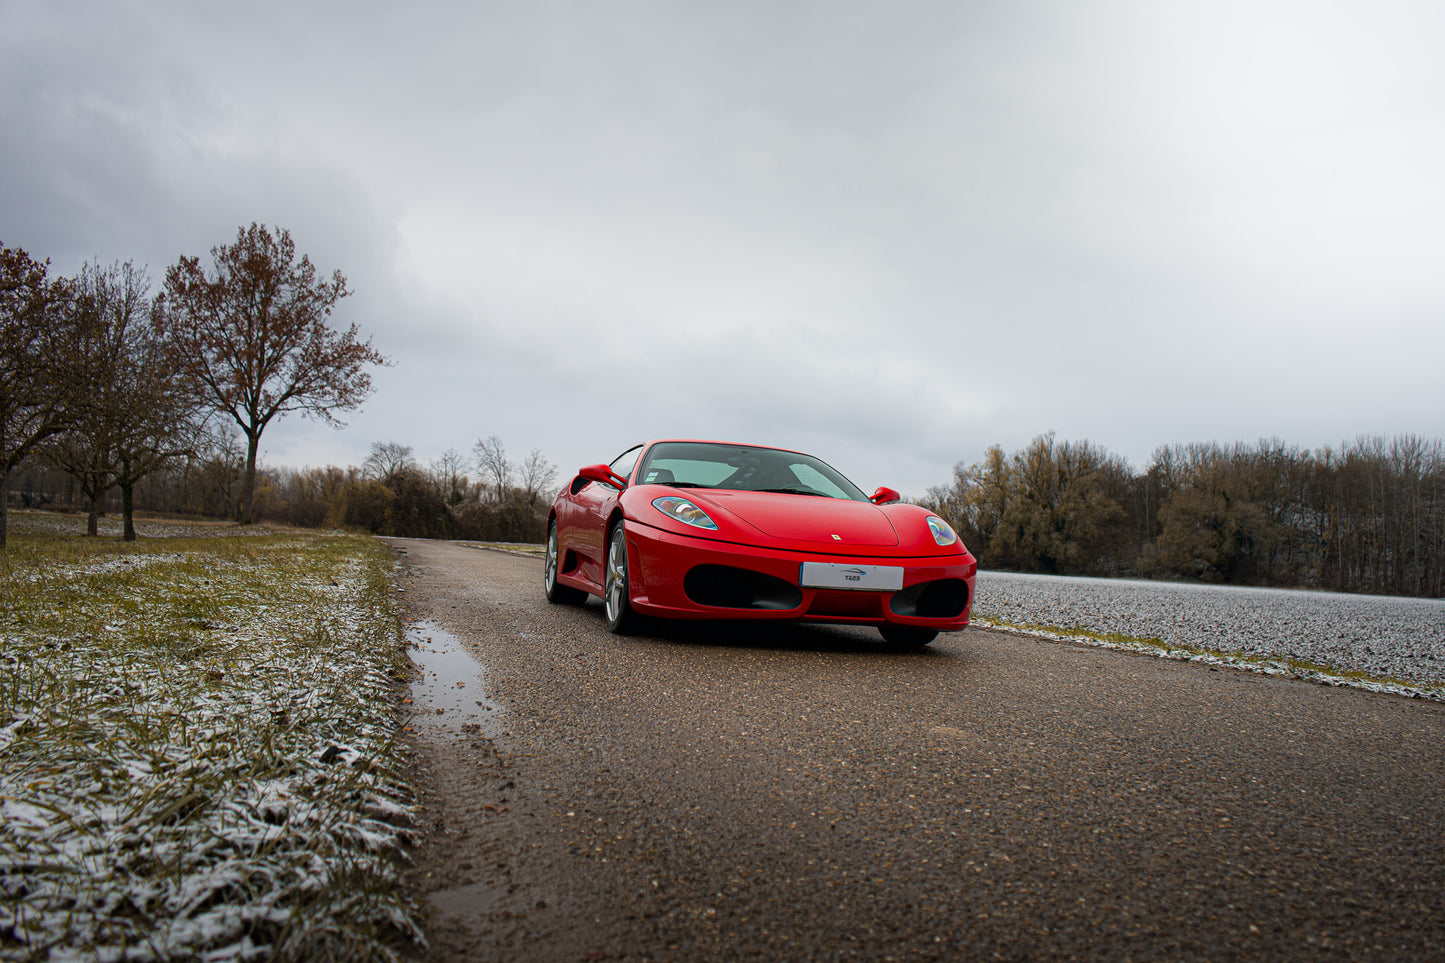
[[642, 439, 805, 455]]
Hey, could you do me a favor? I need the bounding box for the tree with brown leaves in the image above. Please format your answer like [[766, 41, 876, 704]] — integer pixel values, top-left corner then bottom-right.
[[157, 224, 388, 524], [44, 260, 204, 540], [1, 243, 77, 549]]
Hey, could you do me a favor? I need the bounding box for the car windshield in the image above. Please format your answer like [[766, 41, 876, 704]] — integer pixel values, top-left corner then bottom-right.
[[635, 442, 870, 501]]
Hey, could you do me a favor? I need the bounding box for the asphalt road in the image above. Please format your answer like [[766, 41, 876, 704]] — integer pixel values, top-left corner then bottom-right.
[[389, 537, 1445, 962]]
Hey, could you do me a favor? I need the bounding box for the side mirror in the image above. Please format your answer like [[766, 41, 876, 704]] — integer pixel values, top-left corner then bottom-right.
[[578, 463, 628, 490], [869, 486, 901, 505]]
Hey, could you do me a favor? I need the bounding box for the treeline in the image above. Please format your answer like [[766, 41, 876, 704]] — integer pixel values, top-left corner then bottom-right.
[[12, 436, 558, 544], [922, 433, 1445, 598], [260, 438, 558, 542]]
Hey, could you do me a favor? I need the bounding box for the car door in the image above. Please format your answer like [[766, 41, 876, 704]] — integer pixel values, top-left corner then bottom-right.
[[564, 445, 643, 590]]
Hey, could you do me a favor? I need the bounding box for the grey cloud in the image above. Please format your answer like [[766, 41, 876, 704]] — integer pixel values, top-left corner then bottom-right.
[[3, 0, 1443, 496]]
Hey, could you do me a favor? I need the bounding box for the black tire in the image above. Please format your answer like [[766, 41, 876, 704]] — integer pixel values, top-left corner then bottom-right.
[[879, 625, 938, 647], [604, 522, 638, 634], [544, 520, 585, 604]]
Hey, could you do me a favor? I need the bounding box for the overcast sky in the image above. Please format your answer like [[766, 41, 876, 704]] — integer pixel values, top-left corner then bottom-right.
[[4, 0, 1443, 496]]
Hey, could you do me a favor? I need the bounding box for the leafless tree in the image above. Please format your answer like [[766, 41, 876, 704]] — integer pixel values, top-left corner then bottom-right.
[[429, 447, 468, 504], [157, 223, 389, 523], [362, 441, 415, 481], [42, 422, 113, 537], [473, 434, 511, 503], [519, 447, 557, 506], [195, 428, 248, 520], [1, 243, 78, 548]]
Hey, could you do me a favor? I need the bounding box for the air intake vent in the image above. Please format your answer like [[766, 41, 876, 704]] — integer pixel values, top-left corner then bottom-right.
[[889, 579, 969, 619], [684, 565, 804, 611]]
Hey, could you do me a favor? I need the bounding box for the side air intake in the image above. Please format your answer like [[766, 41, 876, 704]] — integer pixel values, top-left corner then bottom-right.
[[888, 578, 970, 619]]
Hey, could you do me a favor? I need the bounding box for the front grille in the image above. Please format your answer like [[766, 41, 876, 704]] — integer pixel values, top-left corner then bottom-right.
[[684, 565, 804, 611]]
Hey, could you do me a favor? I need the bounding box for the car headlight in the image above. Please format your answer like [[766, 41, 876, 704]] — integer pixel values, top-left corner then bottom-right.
[[926, 515, 958, 546], [652, 496, 719, 530]]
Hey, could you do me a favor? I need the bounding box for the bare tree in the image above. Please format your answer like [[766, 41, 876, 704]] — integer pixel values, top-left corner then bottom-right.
[[362, 441, 414, 481], [157, 223, 389, 524], [519, 447, 557, 506], [1, 244, 77, 548], [195, 428, 248, 520], [473, 434, 511, 502], [43, 423, 113, 536], [429, 447, 468, 504]]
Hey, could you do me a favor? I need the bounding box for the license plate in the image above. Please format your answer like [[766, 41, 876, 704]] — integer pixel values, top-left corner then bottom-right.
[[799, 562, 904, 591]]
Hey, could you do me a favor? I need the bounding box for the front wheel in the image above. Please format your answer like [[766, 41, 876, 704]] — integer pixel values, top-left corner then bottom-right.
[[544, 520, 585, 604], [604, 522, 639, 634], [879, 625, 938, 647]]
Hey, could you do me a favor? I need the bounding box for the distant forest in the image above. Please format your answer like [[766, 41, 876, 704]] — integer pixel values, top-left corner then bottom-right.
[[13, 430, 1443, 600], [920, 433, 1445, 599], [12, 435, 557, 546]]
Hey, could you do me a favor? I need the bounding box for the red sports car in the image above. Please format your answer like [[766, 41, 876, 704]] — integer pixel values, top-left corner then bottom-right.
[[545, 440, 976, 646]]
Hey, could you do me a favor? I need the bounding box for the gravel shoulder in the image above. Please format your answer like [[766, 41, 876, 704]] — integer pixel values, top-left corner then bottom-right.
[[976, 572, 1445, 698], [390, 538, 1445, 962]]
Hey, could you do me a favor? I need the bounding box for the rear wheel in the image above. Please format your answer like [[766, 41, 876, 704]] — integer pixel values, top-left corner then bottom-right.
[[544, 520, 585, 604], [604, 522, 638, 634], [879, 625, 938, 647]]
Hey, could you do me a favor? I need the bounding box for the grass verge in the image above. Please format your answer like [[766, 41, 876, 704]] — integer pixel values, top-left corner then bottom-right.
[[1, 516, 421, 961]]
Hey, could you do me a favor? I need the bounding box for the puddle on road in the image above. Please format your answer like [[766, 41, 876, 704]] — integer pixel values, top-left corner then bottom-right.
[[406, 619, 502, 736]]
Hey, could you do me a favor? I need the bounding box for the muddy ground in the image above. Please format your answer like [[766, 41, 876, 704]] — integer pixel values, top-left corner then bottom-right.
[[388, 537, 1445, 962]]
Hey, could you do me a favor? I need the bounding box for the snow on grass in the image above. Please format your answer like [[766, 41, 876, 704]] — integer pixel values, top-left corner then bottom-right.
[[975, 571, 1445, 701], [0, 522, 421, 961], [7, 511, 267, 541]]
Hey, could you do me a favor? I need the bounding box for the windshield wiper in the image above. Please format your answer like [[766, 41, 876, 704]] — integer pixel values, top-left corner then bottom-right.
[[758, 487, 827, 497]]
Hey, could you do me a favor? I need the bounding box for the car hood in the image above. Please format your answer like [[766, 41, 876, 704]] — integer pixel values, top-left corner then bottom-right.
[[697, 490, 900, 547]]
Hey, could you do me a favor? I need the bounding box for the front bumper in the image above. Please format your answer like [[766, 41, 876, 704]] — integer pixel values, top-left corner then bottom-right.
[[624, 520, 976, 631]]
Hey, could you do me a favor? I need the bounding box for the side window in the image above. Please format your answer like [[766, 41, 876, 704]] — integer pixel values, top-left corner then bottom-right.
[[609, 445, 644, 485]]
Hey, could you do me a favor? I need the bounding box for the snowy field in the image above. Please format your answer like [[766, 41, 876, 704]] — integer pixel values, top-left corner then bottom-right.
[[1, 514, 420, 961], [974, 571, 1445, 700]]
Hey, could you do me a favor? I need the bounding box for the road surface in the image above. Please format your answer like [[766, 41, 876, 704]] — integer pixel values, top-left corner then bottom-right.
[[388, 537, 1445, 961]]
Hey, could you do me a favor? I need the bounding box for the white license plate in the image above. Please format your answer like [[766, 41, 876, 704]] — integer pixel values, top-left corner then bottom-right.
[[799, 562, 904, 591]]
